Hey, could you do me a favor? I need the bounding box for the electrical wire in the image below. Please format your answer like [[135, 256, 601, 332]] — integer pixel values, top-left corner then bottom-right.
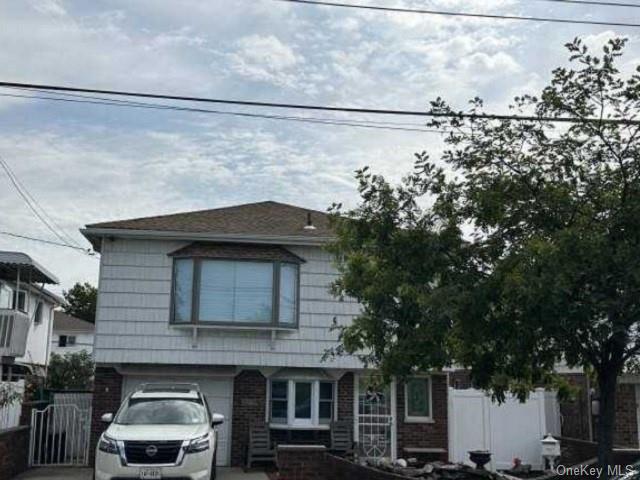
[[528, 0, 640, 8], [0, 156, 83, 249], [1, 81, 639, 125], [275, 0, 640, 28], [0, 155, 83, 248], [0, 91, 446, 134], [0, 230, 95, 254]]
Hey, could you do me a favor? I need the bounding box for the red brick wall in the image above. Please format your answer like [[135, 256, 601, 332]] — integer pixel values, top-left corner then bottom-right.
[[338, 372, 354, 423], [396, 374, 448, 460], [231, 370, 267, 467], [559, 373, 592, 441], [90, 366, 123, 465], [277, 445, 327, 480], [614, 383, 638, 448], [449, 370, 473, 389], [0, 426, 30, 479]]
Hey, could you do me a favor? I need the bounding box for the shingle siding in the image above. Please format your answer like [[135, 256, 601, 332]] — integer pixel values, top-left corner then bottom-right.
[[93, 238, 362, 369]]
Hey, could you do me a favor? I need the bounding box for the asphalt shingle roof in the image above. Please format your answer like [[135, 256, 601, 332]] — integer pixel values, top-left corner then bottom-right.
[[53, 311, 94, 333], [85, 201, 333, 238]]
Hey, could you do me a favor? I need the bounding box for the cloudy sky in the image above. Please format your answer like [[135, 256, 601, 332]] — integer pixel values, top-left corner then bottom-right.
[[0, 0, 638, 293]]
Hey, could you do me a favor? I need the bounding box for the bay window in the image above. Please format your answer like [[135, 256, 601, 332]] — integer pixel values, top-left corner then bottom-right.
[[171, 257, 299, 327], [269, 379, 335, 428]]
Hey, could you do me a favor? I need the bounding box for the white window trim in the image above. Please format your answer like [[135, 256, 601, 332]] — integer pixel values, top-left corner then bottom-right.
[[267, 379, 337, 429], [404, 376, 434, 424]]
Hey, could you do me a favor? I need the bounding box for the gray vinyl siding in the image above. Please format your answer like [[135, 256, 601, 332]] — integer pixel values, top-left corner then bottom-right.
[[94, 238, 363, 368]]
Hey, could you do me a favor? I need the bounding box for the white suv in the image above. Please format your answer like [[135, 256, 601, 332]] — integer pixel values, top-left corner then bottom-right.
[[95, 383, 224, 480]]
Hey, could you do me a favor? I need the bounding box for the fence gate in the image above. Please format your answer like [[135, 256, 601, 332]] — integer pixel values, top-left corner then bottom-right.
[[29, 403, 92, 466]]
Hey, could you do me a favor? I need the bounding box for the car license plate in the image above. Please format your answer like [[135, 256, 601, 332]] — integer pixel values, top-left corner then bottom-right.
[[139, 467, 162, 480]]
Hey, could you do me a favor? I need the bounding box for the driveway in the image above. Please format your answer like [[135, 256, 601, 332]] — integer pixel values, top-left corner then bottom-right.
[[13, 467, 269, 480]]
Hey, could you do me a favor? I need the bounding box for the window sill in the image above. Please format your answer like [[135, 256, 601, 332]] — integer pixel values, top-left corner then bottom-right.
[[170, 323, 298, 332], [269, 423, 331, 430], [403, 417, 435, 424]]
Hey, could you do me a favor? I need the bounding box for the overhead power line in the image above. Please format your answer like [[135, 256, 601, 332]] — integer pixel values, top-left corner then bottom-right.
[[1, 81, 639, 126], [0, 156, 83, 248], [0, 91, 442, 134], [530, 0, 640, 8], [0, 230, 95, 254], [275, 0, 640, 28], [0, 155, 83, 248]]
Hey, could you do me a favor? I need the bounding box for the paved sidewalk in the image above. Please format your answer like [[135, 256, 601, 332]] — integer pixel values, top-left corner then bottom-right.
[[13, 467, 269, 479]]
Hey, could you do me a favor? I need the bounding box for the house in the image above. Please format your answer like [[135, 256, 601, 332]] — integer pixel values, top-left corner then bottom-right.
[[51, 311, 94, 357], [82, 201, 449, 467], [0, 251, 62, 380]]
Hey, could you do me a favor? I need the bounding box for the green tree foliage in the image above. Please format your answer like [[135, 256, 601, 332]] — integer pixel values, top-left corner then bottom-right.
[[47, 351, 94, 390], [328, 38, 640, 477], [62, 282, 97, 323]]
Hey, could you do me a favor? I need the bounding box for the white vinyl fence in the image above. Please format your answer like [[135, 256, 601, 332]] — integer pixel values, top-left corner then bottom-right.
[[0, 380, 24, 430], [448, 387, 561, 471]]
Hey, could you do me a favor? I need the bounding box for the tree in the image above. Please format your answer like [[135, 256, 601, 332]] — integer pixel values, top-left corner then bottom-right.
[[328, 38, 640, 478], [47, 351, 94, 390], [63, 282, 97, 323]]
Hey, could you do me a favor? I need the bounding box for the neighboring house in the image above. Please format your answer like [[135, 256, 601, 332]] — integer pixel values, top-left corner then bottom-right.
[[82, 201, 449, 467], [0, 251, 62, 379], [51, 311, 94, 357]]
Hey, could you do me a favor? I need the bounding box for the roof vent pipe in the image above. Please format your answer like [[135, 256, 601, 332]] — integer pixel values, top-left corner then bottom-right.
[[303, 212, 317, 231]]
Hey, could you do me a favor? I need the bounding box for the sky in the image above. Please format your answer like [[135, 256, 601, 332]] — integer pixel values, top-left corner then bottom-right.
[[0, 0, 638, 294]]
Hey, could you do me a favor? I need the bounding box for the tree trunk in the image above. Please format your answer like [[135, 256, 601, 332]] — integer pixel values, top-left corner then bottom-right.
[[597, 370, 618, 480]]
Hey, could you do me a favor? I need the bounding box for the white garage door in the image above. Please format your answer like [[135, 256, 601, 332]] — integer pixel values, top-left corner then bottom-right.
[[122, 375, 233, 466]]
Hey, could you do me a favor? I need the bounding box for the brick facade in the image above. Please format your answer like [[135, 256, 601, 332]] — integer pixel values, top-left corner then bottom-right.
[[277, 445, 327, 480], [614, 383, 638, 448], [396, 374, 448, 461], [90, 366, 123, 465], [230, 369, 267, 466], [338, 372, 354, 423], [559, 373, 592, 441], [0, 426, 30, 480]]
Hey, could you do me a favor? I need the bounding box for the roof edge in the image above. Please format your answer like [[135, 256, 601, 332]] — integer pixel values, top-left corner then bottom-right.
[[81, 228, 334, 252]]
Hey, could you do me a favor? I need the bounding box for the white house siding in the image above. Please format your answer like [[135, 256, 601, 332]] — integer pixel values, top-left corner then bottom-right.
[[15, 290, 56, 368], [51, 331, 94, 356], [94, 238, 363, 369]]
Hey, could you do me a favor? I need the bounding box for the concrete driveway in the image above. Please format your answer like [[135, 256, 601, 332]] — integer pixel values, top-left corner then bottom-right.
[[13, 467, 269, 480]]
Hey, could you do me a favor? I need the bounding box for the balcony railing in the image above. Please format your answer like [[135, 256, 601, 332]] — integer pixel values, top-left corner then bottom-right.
[[0, 309, 29, 358]]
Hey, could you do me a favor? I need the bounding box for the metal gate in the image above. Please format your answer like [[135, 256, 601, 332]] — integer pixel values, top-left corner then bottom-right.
[[357, 378, 394, 460], [29, 404, 92, 466]]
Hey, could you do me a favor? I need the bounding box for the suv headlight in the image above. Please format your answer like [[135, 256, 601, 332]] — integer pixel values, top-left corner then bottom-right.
[[98, 434, 119, 454], [184, 433, 210, 454]]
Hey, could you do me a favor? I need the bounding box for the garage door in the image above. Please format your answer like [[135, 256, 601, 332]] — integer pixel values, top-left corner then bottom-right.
[[122, 375, 233, 466]]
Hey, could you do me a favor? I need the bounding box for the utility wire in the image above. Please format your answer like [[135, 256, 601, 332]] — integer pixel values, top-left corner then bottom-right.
[[275, 0, 640, 28], [0, 230, 95, 254], [1, 81, 639, 126], [0, 156, 83, 249], [8, 86, 428, 128], [0, 155, 83, 248], [528, 0, 640, 8], [0, 91, 444, 134]]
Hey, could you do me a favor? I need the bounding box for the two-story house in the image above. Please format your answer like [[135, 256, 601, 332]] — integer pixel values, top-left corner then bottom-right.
[[83, 201, 449, 467], [0, 251, 62, 380], [51, 311, 95, 357]]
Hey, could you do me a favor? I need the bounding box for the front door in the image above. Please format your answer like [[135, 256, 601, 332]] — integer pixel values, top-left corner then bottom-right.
[[356, 375, 396, 460]]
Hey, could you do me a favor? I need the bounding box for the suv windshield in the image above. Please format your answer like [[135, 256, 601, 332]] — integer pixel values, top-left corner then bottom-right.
[[116, 398, 209, 425]]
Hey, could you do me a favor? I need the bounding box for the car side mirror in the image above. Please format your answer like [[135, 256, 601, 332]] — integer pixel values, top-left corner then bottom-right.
[[101, 413, 114, 424], [211, 413, 224, 427]]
